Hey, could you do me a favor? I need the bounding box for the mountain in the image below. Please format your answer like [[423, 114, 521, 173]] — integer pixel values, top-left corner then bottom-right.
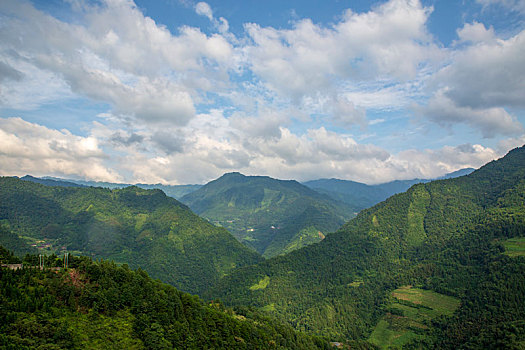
[[41, 176, 202, 199], [206, 148, 525, 348], [303, 168, 475, 211], [0, 177, 261, 294], [20, 175, 86, 188], [180, 172, 354, 258], [0, 248, 329, 349], [437, 167, 475, 179], [134, 183, 202, 200]]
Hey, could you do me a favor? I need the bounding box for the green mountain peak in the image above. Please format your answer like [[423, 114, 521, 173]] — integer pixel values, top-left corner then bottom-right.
[[181, 172, 354, 258]]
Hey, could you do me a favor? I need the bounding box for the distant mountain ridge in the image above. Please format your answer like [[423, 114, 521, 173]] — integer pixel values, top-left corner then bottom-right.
[[20, 175, 87, 188], [303, 168, 475, 211], [180, 172, 354, 258], [34, 176, 203, 200]]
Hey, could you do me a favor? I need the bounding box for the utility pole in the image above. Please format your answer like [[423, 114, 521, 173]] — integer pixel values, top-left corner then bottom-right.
[[39, 254, 44, 269], [64, 252, 69, 269]]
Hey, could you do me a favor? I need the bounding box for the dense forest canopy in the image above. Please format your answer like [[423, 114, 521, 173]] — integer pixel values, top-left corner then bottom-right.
[[0, 248, 329, 349], [206, 146, 525, 348]]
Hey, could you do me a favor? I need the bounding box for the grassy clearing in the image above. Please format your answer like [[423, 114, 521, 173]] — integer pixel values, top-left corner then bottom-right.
[[368, 286, 460, 349], [348, 281, 364, 287], [249, 276, 270, 291], [503, 237, 525, 257]]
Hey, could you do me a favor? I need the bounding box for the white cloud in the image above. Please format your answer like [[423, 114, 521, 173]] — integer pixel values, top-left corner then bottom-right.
[[414, 90, 523, 138], [229, 111, 284, 140], [0, 0, 236, 125], [0, 118, 120, 181], [195, 1, 229, 33], [456, 22, 496, 43], [1, 116, 519, 186], [433, 28, 525, 109], [331, 97, 367, 130], [395, 144, 500, 178], [195, 2, 213, 20], [244, 0, 440, 101], [0, 0, 523, 186]]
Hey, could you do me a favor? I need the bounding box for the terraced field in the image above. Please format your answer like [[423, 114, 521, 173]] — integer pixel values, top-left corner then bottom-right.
[[368, 286, 460, 349], [503, 237, 525, 257]]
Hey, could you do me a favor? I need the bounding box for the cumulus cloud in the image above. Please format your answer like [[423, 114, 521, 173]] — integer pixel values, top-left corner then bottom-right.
[[414, 90, 524, 138], [109, 132, 144, 147], [244, 0, 440, 101], [456, 22, 496, 43], [395, 144, 500, 177], [195, 2, 213, 20], [331, 97, 367, 130], [150, 130, 186, 155], [229, 110, 285, 140], [413, 21, 525, 138], [0, 118, 120, 181], [0, 0, 522, 186], [433, 27, 525, 109], [0, 115, 518, 186], [0, 0, 236, 124], [195, 1, 229, 33]]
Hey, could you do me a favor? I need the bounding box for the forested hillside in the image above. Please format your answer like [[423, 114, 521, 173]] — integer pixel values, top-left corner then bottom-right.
[[181, 172, 353, 258], [0, 178, 261, 294], [206, 147, 525, 348], [0, 248, 329, 349]]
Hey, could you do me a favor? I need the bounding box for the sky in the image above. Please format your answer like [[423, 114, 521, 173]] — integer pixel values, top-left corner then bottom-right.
[[0, 0, 524, 185]]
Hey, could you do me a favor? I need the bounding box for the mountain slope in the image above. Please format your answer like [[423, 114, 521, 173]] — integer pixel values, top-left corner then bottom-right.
[[0, 177, 261, 294], [0, 248, 329, 349], [181, 172, 354, 258], [206, 147, 525, 347], [303, 168, 475, 212]]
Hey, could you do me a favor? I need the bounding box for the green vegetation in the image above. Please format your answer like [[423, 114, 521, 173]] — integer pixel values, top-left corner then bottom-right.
[[249, 276, 270, 290], [206, 146, 525, 348], [181, 172, 353, 258], [0, 223, 37, 257], [368, 286, 460, 348], [278, 227, 326, 256], [0, 178, 261, 294], [0, 248, 329, 349], [503, 237, 525, 257], [3, 148, 525, 348]]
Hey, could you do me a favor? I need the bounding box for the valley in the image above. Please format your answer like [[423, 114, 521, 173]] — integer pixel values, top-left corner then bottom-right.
[[2, 0, 523, 348], [1, 146, 525, 348]]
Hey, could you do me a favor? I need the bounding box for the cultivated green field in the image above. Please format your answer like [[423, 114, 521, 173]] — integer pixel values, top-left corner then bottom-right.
[[368, 286, 460, 349], [503, 237, 525, 257]]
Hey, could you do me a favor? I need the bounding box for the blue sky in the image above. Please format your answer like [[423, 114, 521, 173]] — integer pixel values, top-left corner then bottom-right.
[[0, 0, 524, 184]]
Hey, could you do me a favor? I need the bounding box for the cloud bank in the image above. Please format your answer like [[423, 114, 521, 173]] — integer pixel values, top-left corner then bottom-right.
[[0, 0, 523, 184]]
